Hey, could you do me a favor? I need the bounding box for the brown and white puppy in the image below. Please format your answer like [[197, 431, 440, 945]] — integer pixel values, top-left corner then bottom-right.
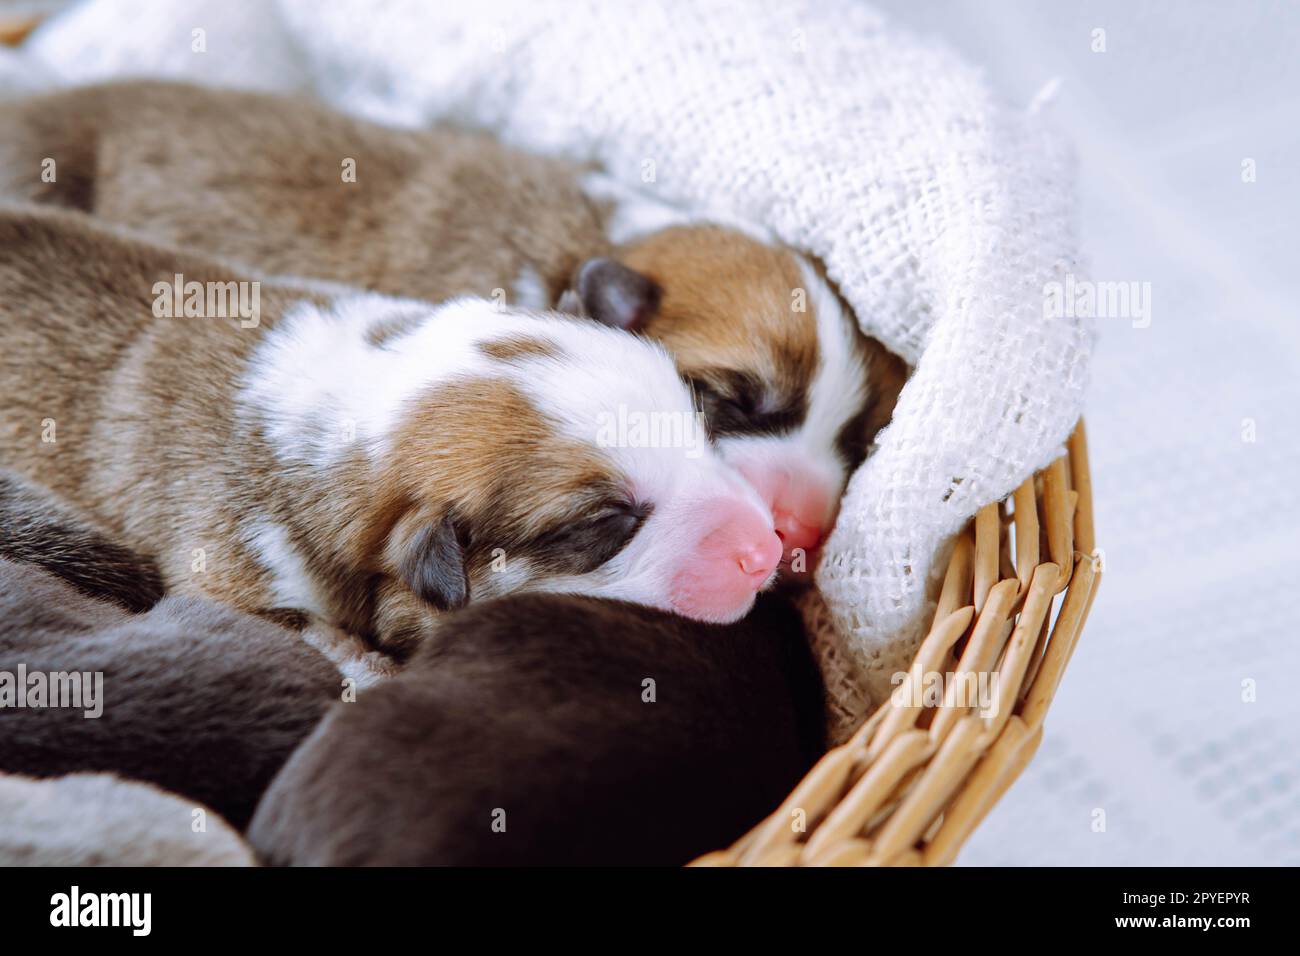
[[248, 591, 825, 866], [0, 80, 907, 577], [573, 216, 908, 572], [0, 208, 782, 657]]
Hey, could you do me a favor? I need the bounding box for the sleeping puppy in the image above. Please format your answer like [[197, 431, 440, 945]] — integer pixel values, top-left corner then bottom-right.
[[0, 79, 908, 576], [573, 221, 907, 572], [0, 467, 164, 612], [0, 556, 337, 830], [248, 592, 825, 866], [0, 209, 782, 660], [0, 81, 603, 309]]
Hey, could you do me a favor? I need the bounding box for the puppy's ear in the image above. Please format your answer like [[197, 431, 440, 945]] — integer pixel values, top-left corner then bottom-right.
[[399, 513, 469, 611], [573, 257, 662, 332]]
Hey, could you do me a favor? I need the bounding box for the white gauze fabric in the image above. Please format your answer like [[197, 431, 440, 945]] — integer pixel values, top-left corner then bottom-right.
[[18, 0, 1094, 736]]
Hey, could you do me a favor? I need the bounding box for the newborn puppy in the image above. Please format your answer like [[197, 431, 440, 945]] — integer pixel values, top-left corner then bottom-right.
[[0, 556, 338, 830], [0, 80, 603, 309], [0, 467, 164, 612], [0, 80, 907, 575], [248, 592, 825, 866], [0, 209, 781, 658], [577, 220, 908, 571]]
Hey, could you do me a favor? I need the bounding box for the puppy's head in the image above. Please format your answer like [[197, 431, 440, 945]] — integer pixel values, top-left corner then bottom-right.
[[357, 299, 783, 630], [567, 225, 907, 578]]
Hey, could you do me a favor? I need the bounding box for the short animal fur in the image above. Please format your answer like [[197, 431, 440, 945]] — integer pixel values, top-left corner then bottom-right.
[[0, 467, 164, 612], [0, 556, 338, 829], [0, 208, 780, 651], [248, 591, 825, 866], [0, 80, 908, 567], [0, 80, 605, 309], [0, 771, 255, 866]]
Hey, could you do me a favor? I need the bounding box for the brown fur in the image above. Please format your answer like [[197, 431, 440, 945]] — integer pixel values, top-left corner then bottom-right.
[[248, 592, 825, 866], [0, 556, 338, 830], [0, 81, 607, 307], [476, 335, 560, 363], [621, 225, 819, 399], [0, 80, 906, 461], [0, 208, 634, 651], [0, 467, 164, 612]]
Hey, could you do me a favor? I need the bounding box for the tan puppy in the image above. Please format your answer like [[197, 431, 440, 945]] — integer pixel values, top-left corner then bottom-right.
[[0, 209, 784, 656], [0, 80, 907, 575], [0, 81, 600, 310]]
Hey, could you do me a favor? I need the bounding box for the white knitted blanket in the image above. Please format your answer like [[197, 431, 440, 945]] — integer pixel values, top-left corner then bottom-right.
[[19, 0, 1094, 735]]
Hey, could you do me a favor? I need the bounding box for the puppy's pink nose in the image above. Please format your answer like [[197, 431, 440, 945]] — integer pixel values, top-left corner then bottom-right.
[[772, 510, 826, 560], [668, 497, 782, 623], [737, 535, 783, 579], [730, 457, 840, 578]]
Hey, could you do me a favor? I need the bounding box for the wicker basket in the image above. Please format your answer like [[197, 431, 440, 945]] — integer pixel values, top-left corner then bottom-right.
[[694, 420, 1099, 866]]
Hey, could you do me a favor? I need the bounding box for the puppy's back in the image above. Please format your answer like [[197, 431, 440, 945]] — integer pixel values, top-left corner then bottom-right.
[[0, 80, 608, 304], [249, 593, 825, 865]]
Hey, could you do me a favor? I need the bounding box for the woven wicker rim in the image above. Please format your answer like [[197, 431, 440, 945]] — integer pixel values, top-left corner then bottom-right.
[[694, 420, 1099, 866]]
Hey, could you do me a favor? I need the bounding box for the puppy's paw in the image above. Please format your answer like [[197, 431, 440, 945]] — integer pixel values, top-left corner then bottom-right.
[[300, 622, 399, 690]]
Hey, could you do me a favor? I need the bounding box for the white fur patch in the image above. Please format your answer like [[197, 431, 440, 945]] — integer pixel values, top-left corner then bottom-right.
[[242, 519, 328, 618], [237, 292, 494, 468], [474, 558, 537, 601], [796, 257, 870, 458], [299, 623, 395, 690]]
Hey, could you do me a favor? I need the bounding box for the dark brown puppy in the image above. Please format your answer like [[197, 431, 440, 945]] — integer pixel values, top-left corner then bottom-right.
[[0, 467, 164, 612], [0, 557, 339, 829], [248, 592, 825, 866]]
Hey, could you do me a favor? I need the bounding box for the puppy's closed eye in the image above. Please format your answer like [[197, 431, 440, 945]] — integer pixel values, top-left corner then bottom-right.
[[690, 371, 803, 438], [533, 500, 652, 576]]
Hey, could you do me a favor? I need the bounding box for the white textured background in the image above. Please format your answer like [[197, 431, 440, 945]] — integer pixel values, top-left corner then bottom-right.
[[873, 0, 1300, 865]]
